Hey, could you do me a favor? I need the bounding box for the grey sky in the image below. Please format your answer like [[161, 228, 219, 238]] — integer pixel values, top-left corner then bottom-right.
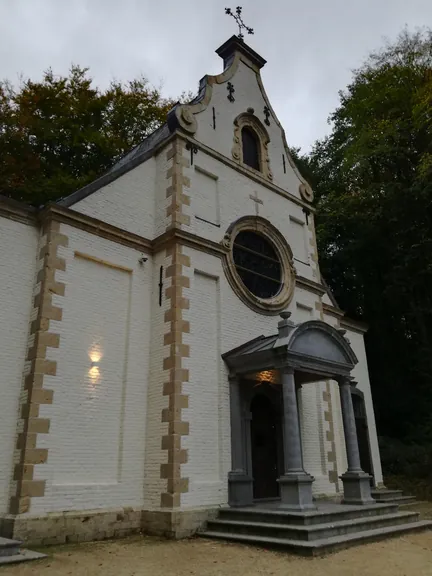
[[0, 0, 430, 151]]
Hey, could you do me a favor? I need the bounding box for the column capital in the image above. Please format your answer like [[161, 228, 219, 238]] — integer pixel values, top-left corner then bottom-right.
[[336, 375, 352, 387], [278, 365, 295, 375], [228, 374, 239, 384]]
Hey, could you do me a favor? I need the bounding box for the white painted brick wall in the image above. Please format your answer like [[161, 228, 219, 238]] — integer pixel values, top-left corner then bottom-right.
[[294, 302, 333, 494], [31, 224, 152, 513], [143, 250, 171, 509], [182, 270, 224, 507], [0, 217, 38, 514], [154, 151, 173, 237], [321, 314, 382, 485], [194, 58, 304, 197], [330, 379, 348, 481], [182, 247, 338, 508], [73, 158, 157, 238], [345, 329, 383, 485], [187, 150, 316, 282]]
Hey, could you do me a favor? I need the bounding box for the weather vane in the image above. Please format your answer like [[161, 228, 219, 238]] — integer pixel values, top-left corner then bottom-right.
[[225, 6, 254, 40]]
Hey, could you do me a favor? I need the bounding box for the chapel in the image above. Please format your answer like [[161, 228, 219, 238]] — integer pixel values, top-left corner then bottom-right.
[[0, 34, 390, 546]]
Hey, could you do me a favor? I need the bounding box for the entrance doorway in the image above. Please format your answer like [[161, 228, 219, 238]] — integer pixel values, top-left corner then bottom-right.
[[250, 393, 281, 499], [352, 392, 373, 482]]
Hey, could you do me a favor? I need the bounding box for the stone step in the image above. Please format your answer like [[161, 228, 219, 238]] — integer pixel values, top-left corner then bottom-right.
[[371, 490, 416, 506], [0, 549, 47, 566], [207, 511, 419, 541], [388, 496, 417, 505], [0, 537, 21, 557], [0, 537, 46, 566], [371, 490, 403, 500], [219, 502, 399, 526], [200, 520, 432, 556]]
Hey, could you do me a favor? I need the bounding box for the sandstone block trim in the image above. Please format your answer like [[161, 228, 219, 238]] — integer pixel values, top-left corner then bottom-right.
[[165, 139, 191, 231], [9, 219, 67, 515], [160, 138, 191, 509], [160, 244, 190, 508], [1, 506, 143, 546], [316, 299, 339, 489], [0, 506, 218, 546], [323, 384, 339, 491], [308, 215, 321, 281]]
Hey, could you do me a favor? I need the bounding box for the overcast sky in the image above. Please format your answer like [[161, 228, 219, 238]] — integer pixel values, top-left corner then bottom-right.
[[0, 0, 431, 151]]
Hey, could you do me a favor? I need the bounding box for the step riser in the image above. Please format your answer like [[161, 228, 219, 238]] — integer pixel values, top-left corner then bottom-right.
[[382, 498, 417, 504], [219, 506, 398, 526], [372, 491, 403, 501], [201, 522, 432, 557], [0, 546, 21, 558], [312, 523, 431, 557], [207, 514, 419, 542]]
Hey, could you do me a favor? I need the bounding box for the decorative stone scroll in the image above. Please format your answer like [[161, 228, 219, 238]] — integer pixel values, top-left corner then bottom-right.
[[299, 182, 314, 203]]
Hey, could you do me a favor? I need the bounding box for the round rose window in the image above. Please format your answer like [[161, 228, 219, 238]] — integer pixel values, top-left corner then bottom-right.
[[222, 216, 295, 315], [232, 231, 282, 299]]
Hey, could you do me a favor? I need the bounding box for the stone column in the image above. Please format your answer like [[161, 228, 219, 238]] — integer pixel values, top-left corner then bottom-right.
[[338, 377, 375, 505], [278, 366, 315, 510], [228, 375, 253, 507]]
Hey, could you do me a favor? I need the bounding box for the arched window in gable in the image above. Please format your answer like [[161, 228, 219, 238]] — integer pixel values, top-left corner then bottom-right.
[[232, 114, 273, 181], [241, 127, 261, 171]]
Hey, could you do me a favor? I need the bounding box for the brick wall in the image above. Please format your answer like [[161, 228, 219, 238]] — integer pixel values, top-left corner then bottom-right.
[[185, 149, 318, 283], [0, 217, 38, 514], [73, 158, 157, 239], [29, 224, 152, 513], [193, 57, 305, 197], [181, 246, 338, 508], [144, 250, 172, 509], [344, 329, 383, 486]]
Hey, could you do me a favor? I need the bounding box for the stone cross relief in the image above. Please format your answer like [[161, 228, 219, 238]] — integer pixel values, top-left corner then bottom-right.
[[249, 190, 263, 216]]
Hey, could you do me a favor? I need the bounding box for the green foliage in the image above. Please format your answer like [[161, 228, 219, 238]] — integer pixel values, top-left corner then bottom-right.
[[379, 437, 432, 479], [385, 474, 432, 502], [300, 28, 432, 442], [0, 66, 178, 205]]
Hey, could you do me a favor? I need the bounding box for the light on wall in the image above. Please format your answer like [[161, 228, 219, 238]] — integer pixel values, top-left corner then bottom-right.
[[88, 347, 102, 384]]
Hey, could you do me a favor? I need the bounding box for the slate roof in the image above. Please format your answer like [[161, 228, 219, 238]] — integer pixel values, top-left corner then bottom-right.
[[57, 122, 173, 208]]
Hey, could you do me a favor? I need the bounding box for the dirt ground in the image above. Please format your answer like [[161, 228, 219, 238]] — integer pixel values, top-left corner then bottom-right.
[[2, 502, 432, 576]]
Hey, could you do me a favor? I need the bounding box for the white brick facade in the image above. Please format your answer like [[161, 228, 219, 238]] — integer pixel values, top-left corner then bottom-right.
[[31, 225, 153, 513], [0, 36, 383, 540], [0, 218, 37, 514]]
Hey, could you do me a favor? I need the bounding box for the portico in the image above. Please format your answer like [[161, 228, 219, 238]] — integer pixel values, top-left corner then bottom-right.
[[223, 312, 375, 511]]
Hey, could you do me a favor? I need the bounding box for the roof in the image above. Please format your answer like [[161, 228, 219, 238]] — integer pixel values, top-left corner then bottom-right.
[[222, 319, 358, 379], [58, 122, 172, 208]]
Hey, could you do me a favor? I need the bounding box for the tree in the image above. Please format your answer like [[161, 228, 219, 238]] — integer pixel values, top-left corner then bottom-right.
[[304, 28, 432, 441], [0, 66, 178, 205]]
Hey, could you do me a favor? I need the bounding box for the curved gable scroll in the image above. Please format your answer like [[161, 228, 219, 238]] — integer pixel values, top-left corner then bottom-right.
[[232, 113, 273, 181], [167, 52, 243, 136], [287, 321, 358, 368]]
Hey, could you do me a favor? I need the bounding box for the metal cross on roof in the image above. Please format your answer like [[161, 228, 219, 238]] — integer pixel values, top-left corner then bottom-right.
[[225, 6, 254, 40]]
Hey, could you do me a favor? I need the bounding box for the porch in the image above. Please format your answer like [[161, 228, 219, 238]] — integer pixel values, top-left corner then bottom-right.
[[223, 312, 374, 510]]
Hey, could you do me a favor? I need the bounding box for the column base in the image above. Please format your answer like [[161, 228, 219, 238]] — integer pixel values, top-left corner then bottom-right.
[[228, 471, 254, 507], [340, 471, 375, 505], [277, 473, 316, 511]]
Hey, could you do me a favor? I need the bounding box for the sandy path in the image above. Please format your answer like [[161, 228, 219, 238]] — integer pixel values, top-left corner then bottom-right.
[[0, 530, 431, 576], [2, 502, 432, 576]]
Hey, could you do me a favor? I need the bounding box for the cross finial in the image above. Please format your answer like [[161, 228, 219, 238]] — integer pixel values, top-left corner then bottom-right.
[[225, 6, 254, 40]]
